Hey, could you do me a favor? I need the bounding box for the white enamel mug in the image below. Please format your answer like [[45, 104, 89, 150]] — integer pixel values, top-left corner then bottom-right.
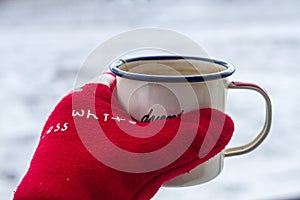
[[110, 56, 272, 187]]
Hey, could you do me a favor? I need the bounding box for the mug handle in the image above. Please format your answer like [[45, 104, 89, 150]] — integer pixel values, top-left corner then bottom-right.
[[224, 81, 272, 157]]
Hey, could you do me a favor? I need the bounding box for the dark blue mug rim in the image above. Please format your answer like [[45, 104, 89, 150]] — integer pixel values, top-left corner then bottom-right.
[[110, 55, 235, 82]]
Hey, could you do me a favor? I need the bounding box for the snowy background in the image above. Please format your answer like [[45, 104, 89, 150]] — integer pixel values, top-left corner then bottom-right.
[[1, 0, 300, 199]]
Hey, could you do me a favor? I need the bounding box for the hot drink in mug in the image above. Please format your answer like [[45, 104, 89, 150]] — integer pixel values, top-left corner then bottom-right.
[[110, 56, 272, 187]]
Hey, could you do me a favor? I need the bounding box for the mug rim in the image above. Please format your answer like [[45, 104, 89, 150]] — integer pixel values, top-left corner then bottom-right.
[[110, 56, 235, 82]]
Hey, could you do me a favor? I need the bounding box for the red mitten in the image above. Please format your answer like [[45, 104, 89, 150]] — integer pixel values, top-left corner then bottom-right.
[[14, 73, 234, 200]]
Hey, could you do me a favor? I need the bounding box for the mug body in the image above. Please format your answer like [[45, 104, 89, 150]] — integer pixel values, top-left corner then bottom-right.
[[116, 77, 228, 121], [164, 153, 224, 186], [110, 56, 235, 186]]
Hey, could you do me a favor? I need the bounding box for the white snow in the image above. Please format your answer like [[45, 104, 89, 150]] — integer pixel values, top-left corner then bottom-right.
[[1, 0, 300, 199]]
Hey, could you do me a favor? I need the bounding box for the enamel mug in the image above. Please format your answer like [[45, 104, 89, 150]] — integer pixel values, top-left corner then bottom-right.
[[110, 56, 272, 187]]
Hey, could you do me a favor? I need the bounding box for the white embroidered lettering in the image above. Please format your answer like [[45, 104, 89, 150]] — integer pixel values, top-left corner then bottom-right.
[[111, 116, 125, 122], [54, 123, 61, 132], [103, 113, 109, 122], [61, 123, 68, 131], [86, 110, 98, 119], [46, 126, 53, 134], [72, 109, 85, 117]]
